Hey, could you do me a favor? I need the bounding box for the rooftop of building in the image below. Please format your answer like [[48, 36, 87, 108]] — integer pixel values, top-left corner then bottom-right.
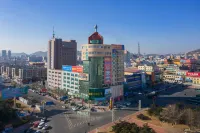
[[124, 67, 142, 73]]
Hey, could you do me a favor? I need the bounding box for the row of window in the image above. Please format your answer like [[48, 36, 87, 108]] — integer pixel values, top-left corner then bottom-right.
[[163, 75, 181, 78], [82, 46, 111, 49], [62, 88, 79, 93], [63, 73, 78, 77], [63, 84, 79, 89], [48, 71, 61, 74]]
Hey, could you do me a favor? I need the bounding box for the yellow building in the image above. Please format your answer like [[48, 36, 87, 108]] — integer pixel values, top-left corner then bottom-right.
[[173, 59, 180, 65], [186, 76, 200, 85]]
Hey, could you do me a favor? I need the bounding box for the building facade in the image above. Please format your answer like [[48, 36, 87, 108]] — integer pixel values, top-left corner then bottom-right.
[[47, 34, 77, 89], [8, 50, 11, 59], [1, 50, 7, 58], [61, 66, 81, 97], [185, 72, 200, 85], [18, 67, 47, 83], [80, 26, 124, 101], [47, 69, 62, 89], [47, 38, 77, 70]]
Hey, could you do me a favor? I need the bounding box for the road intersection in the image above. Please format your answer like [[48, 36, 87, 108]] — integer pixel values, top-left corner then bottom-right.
[[28, 91, 138, 133]]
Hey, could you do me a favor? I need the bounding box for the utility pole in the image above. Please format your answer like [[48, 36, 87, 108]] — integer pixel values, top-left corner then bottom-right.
[[112, 108, 115, 122], [41, 100, 45, 115], [13, 97, 16, 109], [87, 100, 91, 133], [138, 100, 141, 111]]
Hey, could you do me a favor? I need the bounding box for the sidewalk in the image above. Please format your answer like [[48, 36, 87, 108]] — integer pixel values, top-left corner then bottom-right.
[[89, 110, 172, 133]]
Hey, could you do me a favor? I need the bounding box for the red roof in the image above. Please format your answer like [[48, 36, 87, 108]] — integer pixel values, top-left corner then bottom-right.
[[88, 32, 103, 43], [40, 88, 47, 92]]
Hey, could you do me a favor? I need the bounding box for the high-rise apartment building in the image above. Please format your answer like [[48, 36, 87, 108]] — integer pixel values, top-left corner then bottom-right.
[[8, 50, 11, 59], [48, 38, 77, 69], [80, 25, 124, 101], [2, 50, 7, 58], [47, 32, 77, 89]]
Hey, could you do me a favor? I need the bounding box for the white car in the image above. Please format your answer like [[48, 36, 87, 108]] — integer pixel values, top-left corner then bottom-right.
[[42, 124, 49, 130], [35, 130, 41, 133], [62, 105, 67, 109], [38, 122, 45, 129], [40, 117, 47, 122]]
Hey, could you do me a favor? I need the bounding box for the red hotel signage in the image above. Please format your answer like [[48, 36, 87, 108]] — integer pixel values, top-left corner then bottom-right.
[[186, 72, 200, 77], [72, 66, 83, 73]]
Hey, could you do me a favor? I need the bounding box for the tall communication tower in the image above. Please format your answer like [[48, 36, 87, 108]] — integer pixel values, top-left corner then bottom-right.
[[138, 42, 140, 56]]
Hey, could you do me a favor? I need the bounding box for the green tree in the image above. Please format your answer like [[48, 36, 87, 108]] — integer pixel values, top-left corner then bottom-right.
[[112, 121, 155, 133], [139, 124, 156, 133]]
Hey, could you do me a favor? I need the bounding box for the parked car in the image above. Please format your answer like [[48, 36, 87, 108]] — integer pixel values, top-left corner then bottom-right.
[[62, 105, 67, 109], [46, 101, 55, 105], [124, 102, 131, 106], [33, 121, 40, 128], [42, 124, 49, 130], [72, 106, 82, 111], [38, 122, 45, 129], [35, 130, 41, 133], [41, 117, 47, 122], [60, 96, 68, 101]]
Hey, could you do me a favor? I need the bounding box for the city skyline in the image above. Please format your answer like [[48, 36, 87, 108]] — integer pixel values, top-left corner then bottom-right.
[[0, 0, 200, 54]]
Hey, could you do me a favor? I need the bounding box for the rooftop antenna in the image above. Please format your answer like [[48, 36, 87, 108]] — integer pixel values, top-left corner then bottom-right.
[[94, 24, 98, 32], [53, 26, 55, 38], [138, 42, 140, 56]]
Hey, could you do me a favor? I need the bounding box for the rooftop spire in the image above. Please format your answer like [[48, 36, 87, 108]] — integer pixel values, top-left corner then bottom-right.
[[53, 26, 55, 38], [94, 24, 98, 32]]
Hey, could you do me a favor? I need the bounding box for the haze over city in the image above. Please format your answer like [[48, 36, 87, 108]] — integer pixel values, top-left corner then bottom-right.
[[0, 0, 200, 54]]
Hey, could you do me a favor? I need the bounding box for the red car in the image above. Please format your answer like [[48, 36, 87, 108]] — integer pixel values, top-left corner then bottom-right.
[[33, 121, 40, 128]]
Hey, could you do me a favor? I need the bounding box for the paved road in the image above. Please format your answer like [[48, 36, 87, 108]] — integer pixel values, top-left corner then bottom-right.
[[28, 91, 138, 133]]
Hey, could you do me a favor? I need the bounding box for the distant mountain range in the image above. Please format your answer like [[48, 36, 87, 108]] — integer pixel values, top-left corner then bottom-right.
[[30, 51, 47, 57], [12, 52, 27, 57], [11, 51, 47, 57], [9, 48, 199, 57]]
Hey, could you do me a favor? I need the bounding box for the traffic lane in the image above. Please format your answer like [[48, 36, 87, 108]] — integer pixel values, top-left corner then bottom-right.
[[71, 109, 136, 133], [48, 113, 71, 133]]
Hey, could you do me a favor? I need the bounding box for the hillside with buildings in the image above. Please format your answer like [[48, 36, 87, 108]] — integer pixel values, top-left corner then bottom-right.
[[187, 48, 200, 54]]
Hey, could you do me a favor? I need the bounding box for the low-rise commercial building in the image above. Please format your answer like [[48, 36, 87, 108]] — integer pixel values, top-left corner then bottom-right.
[[185, 72, 200, 85], [163, 74, 183, 82], [62, 66, 81, 97], [18, 67, 47, 83], [123, 68, 147, 97], [47, 69, 62, 89]]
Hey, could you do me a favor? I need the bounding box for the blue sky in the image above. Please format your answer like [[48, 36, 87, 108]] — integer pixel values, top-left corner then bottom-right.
[[0, 0, 200, 54]]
